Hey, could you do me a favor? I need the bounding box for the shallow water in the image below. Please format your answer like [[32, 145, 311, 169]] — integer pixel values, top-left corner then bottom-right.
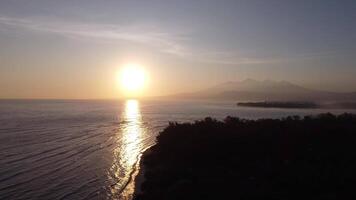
[[0, 99, 354, 199]]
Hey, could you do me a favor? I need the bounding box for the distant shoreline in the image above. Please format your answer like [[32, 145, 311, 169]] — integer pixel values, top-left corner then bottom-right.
[[237, 101, 356, 110], [237, 101, 318, 109]]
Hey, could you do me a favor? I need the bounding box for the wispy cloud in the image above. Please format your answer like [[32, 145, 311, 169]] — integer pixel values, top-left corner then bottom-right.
[[189, 51, 283, 65], [0, 16, 282, 65], [0, 16, 188, 55]]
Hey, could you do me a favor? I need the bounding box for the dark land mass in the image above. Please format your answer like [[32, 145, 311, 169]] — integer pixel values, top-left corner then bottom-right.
[[330, 102, 356, 109], [237, 101, 319, 109], [134, 113, 356, 200], [169, 79, 356, 102]]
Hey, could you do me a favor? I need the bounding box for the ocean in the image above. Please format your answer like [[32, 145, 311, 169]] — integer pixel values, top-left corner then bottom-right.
[[0, 99, 354, 199]]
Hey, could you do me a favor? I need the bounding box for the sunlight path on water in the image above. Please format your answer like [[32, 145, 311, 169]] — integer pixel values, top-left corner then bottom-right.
[[110, 100, 144, 199]]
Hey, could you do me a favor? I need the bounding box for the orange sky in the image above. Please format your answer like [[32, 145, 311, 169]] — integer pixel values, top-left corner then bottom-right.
[[1, 1, 356, 99]]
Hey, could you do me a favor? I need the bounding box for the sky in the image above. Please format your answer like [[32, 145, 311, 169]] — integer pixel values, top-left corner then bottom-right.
[[0, 0, 356, 99]]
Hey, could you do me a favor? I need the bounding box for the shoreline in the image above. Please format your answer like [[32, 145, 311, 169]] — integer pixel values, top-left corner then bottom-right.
[[133, 147, 153, 197], [120, 146, 153, 200], [132, 113, 356, 199], [237, 101, 318, 109]]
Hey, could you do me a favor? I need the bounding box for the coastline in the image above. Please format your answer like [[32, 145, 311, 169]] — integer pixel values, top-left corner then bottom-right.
[[120, 146, 153, 200], [131, 113, 356, 199], [132, 147, 152, 198], [237, 101, 318, 109]]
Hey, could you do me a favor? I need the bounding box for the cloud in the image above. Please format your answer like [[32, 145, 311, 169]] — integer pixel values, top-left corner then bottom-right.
[[189, 51, 283, 65], [0, 16, 282, 65], [0, 16, 188, 55]]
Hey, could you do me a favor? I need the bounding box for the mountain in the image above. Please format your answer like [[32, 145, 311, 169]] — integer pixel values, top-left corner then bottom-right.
[[173, 79, 356, 102]]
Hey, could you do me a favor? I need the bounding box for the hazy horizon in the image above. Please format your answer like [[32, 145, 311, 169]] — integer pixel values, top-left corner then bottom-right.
[[1, 0, 356, 99], [0, 78, 356, 102]]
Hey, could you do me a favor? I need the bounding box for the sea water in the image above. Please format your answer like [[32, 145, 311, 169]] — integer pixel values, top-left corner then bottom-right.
[[0, 99, 353, 199]]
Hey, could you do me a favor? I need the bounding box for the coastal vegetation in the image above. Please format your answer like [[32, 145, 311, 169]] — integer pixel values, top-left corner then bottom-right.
[[135, 113, 356, 200]]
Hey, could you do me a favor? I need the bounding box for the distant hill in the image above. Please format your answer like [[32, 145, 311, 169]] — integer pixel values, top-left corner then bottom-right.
[[172, 79, 356, 102]]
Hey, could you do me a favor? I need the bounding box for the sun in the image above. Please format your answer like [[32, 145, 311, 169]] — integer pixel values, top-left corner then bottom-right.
[[118, 64, 147, 96]]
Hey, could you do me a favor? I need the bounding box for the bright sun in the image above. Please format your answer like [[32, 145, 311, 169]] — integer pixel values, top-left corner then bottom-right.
[[118, 64, 147, 96]]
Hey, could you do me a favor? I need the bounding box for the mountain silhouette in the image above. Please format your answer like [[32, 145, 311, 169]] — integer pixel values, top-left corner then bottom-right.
[[173, 79, 356, 102]]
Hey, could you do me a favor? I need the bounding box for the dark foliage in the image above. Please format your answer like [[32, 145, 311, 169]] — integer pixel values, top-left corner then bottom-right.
[[134, 113, 356, 200]]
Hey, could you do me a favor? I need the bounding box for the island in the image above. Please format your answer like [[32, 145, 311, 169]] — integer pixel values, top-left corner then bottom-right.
[[134, 113, 356, 200], [237, 101, 319, 109]]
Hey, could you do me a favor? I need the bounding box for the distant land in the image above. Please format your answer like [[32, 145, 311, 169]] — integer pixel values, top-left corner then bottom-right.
[[237, 101, 356, 109], [237, 101, 318, 109], [168, 79, 356, 103]]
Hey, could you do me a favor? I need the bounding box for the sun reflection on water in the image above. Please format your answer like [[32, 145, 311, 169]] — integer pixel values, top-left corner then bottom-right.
[[110, 99, 143, 199], [121, 100, 143, 169]]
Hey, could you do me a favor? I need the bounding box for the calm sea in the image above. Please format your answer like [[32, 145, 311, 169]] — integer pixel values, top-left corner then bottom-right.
[[0, 99, 354, 199]]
